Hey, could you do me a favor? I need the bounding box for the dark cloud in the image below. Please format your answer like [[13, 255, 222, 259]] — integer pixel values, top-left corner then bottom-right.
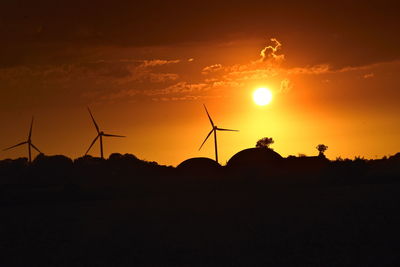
[[0, 0, 399, 68]]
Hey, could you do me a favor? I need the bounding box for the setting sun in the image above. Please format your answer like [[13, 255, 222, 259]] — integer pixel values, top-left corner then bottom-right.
[[253, 88, 273, 106]]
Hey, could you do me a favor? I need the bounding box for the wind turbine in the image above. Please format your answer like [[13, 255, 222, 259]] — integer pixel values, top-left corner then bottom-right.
[[199, 104, 238, 163], [85, 107, 125, 159], [3, 117, 42, 163]]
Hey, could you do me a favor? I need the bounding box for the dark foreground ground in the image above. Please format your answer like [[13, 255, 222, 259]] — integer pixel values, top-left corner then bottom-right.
[[2, 181, 400, 267]]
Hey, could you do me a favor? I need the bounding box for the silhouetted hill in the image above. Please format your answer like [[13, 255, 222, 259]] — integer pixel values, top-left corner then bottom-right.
[[1, 151, 400, 266], [227, 147, 282, 168], [0, 151, 400, 201], [177, 157, 221, 174], [226, 148, 283, 179]]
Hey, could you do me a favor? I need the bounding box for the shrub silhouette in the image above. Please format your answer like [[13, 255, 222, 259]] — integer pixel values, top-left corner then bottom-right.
[[316, 144, 328, 157], [256, 137, 274, 149]]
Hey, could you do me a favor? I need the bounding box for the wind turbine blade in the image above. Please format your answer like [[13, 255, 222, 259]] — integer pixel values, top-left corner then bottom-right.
[[28, 116, 34, 139], [85, 135, 99, 155], [3, 141, 27, 151], [103, 133, 126, 137], [199, 129, 214, 151], [216, 127, 239, 132], [203, 104, 214, 127], [30, 143, 42, 153], [87, 107, 100, 133]]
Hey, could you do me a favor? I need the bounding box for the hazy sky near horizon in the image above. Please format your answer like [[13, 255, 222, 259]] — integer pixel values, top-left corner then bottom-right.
[[0, 0, 399, 165]]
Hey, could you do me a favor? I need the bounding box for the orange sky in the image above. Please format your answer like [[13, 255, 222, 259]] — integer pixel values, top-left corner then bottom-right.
[[0, 1, 399, 165]]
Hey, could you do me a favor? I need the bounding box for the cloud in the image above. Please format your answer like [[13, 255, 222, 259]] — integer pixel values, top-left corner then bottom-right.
[[147, 73, 180, 83], [7, 34, 397, 107], [259, 38, 285, 63], [94, 82, 210, 103], [286, 60, 400, 76], [0, 57, 184, 108], [191, 37, 399, 102], [1, 1, 399, 71], [287, 64, 330, 75], [113, 59, 182, 84], [0, 59, 181, 86], [138, 59, 181, 68], [153, 82, 208, 95], [363, 73, 375, 79], [222, 68, 279, 81], [204, 38, 284, 82], [62, 39, 400, 105], [202, 64, 223, 75], [152, 95, 221, 102]]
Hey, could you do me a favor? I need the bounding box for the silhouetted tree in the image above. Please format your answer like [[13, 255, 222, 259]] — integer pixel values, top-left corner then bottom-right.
[[316, 144, 328, 157], [256, 137, 274, 149]]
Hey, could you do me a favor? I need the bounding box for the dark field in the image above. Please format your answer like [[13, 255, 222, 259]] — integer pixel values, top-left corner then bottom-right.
[[2, 181, 400, 267]]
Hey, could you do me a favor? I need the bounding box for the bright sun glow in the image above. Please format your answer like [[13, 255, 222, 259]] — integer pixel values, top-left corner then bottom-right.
[[253, 88, 273, 106]]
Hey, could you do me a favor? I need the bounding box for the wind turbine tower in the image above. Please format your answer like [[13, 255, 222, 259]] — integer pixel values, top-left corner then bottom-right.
[[199, 105, 238, 163], [85, 108, 126, 159], [3, 117, 42, 163]]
